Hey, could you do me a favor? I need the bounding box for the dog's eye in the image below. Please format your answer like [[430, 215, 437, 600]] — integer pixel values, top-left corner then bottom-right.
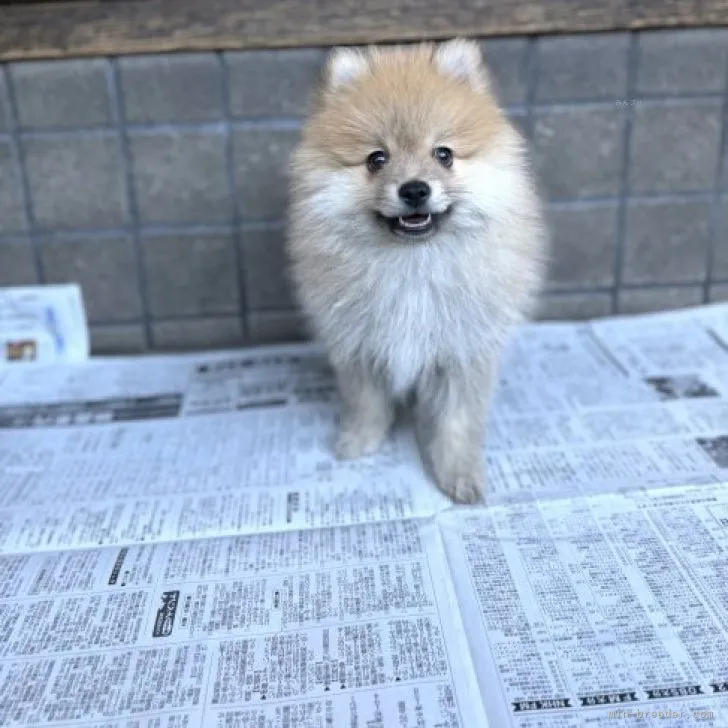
[[434, 147, 454, 168], [366, 150, 389, 173]]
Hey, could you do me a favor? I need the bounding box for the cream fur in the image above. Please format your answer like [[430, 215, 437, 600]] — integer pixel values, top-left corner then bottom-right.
[[286, 39, 548, 503]]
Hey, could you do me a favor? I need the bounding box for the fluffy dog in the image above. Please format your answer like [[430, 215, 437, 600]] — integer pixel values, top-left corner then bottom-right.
[[287, 39, 548, 503]]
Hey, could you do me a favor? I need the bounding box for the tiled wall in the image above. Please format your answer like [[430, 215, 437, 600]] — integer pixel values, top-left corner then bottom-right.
[[0, 29, 727, 354]]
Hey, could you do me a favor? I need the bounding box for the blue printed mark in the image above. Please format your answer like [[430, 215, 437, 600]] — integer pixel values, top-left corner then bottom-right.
[[45, 307, 65, 353]]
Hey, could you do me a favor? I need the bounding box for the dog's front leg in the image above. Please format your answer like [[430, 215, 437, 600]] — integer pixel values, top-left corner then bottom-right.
[[332, 360, 394, 459], [416, 359, 497, 504]]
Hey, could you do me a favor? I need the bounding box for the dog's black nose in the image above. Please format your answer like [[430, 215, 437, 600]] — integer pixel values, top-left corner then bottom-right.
[[398, 180, 431, 207]]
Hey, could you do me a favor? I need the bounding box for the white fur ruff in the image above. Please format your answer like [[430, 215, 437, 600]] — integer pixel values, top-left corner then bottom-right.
[[288, 130, 547, 397]]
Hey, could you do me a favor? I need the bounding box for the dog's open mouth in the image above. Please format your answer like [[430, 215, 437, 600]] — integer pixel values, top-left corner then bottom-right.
[[377, 208, 451, 238], [395, 213, 434, 235]]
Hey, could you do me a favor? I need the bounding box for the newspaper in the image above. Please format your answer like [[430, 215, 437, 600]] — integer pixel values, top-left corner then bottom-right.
[[1, 294, 728, 727], [0, 284, 89, 368]]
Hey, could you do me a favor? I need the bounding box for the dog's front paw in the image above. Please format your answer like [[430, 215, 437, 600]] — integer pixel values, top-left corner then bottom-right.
[[334, 424, 387, 460], [436, 466, 486, 505]]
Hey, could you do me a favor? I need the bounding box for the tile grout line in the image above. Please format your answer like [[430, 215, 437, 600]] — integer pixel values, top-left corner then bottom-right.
[[107, 57, 153, 350], [0, 94, 722, 143], [548, 190, 718, 206], [219, 51, 250, 342], [704, 51, 728, 303], [524, 36, 539, 139], [90, 312, 268, 327], [611, 31, 639, 315], [0, 219, 287, 244], [10, 118, 304, 140], [545, 280, 711, 296], [2, 64, 44, 284]]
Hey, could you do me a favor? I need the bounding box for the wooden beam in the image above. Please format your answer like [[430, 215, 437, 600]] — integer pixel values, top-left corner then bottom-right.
[[1, 0, 727, 61]]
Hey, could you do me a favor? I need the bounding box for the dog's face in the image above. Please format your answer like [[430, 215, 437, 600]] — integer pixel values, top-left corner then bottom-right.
[[293, 40, 515, 244]]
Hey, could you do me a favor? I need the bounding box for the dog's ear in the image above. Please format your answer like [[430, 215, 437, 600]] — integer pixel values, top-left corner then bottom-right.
[[323, 47, 370, 91], [434, 39, 490, 92]]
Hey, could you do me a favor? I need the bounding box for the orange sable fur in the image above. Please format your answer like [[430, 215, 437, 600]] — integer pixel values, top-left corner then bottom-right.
[[304, 43, 507, 166]]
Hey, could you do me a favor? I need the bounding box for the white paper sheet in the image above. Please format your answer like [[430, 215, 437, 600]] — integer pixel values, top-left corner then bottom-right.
[[0, 284, 89, 367], [1, 295, 728, 727]]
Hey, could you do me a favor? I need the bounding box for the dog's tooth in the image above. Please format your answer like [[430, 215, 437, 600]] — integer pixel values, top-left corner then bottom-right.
[[398, 214, 432, 230]]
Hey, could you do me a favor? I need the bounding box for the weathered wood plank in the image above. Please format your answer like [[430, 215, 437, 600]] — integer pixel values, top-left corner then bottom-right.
[[0, 0, 727, 61]]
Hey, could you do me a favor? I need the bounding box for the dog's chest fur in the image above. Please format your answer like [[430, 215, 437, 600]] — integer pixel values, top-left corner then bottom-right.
[[307, 233, 515, 395]]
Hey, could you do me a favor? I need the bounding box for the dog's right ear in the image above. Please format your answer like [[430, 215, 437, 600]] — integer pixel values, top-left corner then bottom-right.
[[434, 39, 490, 93], [322, 47, 369, 91]]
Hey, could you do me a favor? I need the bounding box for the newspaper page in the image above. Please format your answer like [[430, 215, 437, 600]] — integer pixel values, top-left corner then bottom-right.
[[0, 518, 487, 727], [0, 323, 486, 725], [1, 296, 728, 726], [438, 303, 728, 726], [0, 284, 89, 367], [440, 483, 728, 726]]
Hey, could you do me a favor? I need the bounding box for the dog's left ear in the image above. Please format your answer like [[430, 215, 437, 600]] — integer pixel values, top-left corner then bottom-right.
[[434, 39, 490, 92]]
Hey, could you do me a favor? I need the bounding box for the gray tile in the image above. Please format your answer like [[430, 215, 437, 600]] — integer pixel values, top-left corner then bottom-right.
[[532, 107, 625, 200], [546, 202, 617, 290], [23, 134, 127, 229], [629, 102, 722, 194], [10, 59, 112, 129], [40, 236, 142, 323], [715, 199, 728, 278], [90, 324, 147, 355], [151, 317, 244, 351], [617, 286, 703, 315], [536, 292, 612, 321], [636, 29, 728, 96], [247, 309, 310, 344], [535, 33, 629, 102], [226, 49, 324, 118], [0, 238, 37, 286], [0, 140, 26, 233], [241, 226, 295, 309], [143, 232, 239, 317], [233, 126, 300, 219], [622, 199, 711, 284], [129, 130, 231, 224], [480, 38, 529, 106], [119, 53, 224, 123], [708, 283, 728, 302], [0, 71, 9, 132]]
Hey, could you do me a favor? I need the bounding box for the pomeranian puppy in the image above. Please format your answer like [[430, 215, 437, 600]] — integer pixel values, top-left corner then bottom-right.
[[287, 39, 547, 504]]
